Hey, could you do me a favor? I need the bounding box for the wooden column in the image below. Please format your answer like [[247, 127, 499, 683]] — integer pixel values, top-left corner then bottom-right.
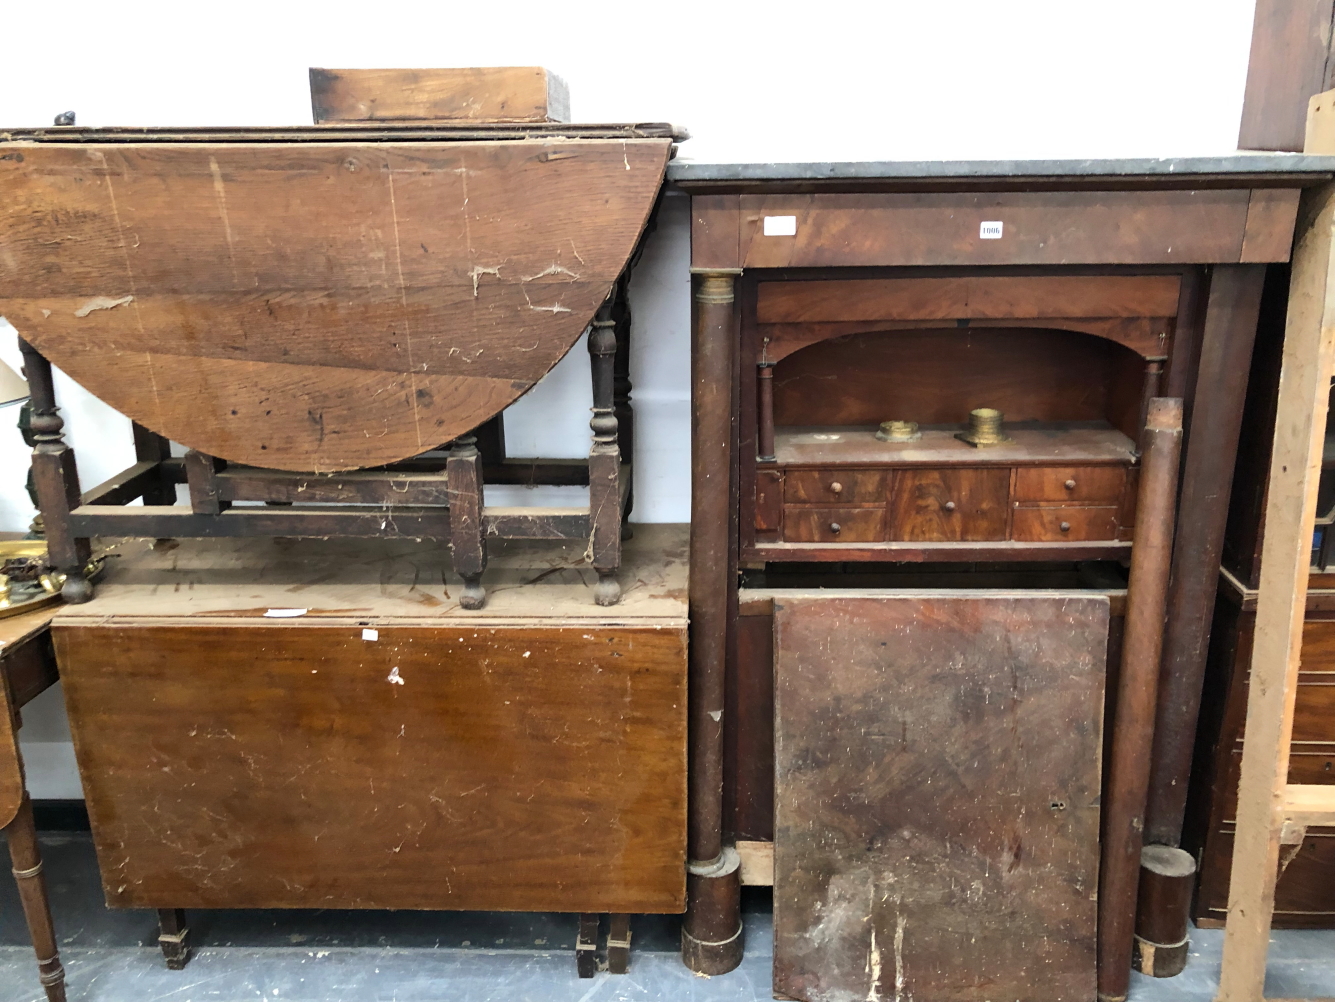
[[1097, 397, 1184, 1002], [1216, 182, 1335, 1002], [588, 301, 622, 606], [683, 268, 743, 975], [447, 433, 487, 609], [16, 338, 91, 604], [4, 795, 66, 1001], [1145, 265, 1267, 846], [756, 363, 776, 462]]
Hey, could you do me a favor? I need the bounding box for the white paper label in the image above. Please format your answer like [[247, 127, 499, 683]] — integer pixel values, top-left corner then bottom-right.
[[979, 221, 1004, 239], [763, 215, 797, 236], [362, 628, 379, 641], [263, 608, 307, 618]]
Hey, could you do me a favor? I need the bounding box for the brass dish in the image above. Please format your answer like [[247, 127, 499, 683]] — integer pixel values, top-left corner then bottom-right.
[[0, 540, 104, 619], [876, 420, 922, 443]]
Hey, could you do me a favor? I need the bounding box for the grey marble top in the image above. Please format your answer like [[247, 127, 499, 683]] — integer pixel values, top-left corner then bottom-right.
[[667, 154, 1335, 184]]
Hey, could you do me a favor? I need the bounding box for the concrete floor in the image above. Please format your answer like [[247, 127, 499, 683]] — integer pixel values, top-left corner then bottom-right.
[[3, 832, 1334, 1002]]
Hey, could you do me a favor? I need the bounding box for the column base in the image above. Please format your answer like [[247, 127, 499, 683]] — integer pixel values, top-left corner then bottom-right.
[[681, 846, 743, 975]]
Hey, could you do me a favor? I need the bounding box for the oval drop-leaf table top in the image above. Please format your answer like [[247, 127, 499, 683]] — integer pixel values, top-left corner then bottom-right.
[[0, 134, 672, 471]]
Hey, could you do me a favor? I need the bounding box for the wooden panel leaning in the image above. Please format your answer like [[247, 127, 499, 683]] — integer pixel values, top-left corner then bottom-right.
[[1215, 179, 1335, 1000], [310, 67, 571, 124]]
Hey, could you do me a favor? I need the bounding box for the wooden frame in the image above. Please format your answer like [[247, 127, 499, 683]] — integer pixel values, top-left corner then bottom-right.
[[16, 283, 636, 610]]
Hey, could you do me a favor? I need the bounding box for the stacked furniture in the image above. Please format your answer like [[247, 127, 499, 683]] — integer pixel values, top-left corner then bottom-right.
[[670, 155, 1335, 1000], [0, 68, 688, 977]]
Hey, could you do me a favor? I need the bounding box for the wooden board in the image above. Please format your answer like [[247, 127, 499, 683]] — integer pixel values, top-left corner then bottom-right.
[[716, 191, 1299, 269], [55, 621, 686, 913], [773, 591, 1108, 1002], [310, 67, 570, 124], [0, 138, 670, 471], [1239, 0, 1335, 152]]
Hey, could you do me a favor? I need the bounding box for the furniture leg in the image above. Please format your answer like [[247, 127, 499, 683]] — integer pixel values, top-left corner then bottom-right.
[[607, 913, 631, 974], [447, 433, 487, 609], [5, 795, 66, 1002], [683, 268, 744, 975], [1145, 264, 1267, 847], [612, 272, 635, 528], [157, 908, 191, 969], [588, 302, 622, 606], [575, 912, 599, 978], [131, 421, 176, 506], [16, 338, 91, 604], [183, 451, 228, 515], [1097, 398, 1185, 1002]]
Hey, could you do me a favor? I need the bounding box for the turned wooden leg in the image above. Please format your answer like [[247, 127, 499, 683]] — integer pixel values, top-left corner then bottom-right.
[[17, 339, 91, 604], [611, 273, 635, 532], [575, 912, 599, 978], [447, 433, 487, 610], [607, 913, 632, 974], [158, 908, 191, 969], [588, 303, 622, 606], [5, 795, 67, 1002]]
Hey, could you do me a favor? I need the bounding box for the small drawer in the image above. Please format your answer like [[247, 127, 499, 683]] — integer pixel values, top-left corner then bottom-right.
[[784, 469, 887, 504], [1013, 466, 1126, 504], [1011, 506, 1119, 542], [888, 468, 1009, 541], [783, 507, 884, 543]]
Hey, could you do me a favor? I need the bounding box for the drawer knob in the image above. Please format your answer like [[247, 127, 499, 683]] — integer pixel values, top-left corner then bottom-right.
[[944, 501, 956, 512], [1064, 479, 1077, 490], [1060, 521, 1071, 533], [829, 522, 842, 535], [829, 481, 843, 494]]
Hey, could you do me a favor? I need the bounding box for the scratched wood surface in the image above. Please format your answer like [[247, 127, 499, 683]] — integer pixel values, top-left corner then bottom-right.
[[50, 527, 688, 913], [773, 591, 1108, 1002], [0, 138, 670, 471], [0, 607, 59, 829]]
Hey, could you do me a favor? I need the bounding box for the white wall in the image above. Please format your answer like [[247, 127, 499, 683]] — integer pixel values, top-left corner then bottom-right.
[[0, 0, 1259, 797]]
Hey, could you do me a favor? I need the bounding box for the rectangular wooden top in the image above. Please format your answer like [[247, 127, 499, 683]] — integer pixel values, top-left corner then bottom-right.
[[55, 524, 687, 626], [0, 605, 59, 654], [774, 425, 1137, 467], [0, 123, 684, 144]]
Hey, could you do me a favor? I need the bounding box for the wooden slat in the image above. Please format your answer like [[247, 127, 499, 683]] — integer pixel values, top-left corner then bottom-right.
[[1217, 182, 1335, 1002], [309, 67, 570, 124], [736, 190, 1292, 268], [1282, 784, 1335, 824]]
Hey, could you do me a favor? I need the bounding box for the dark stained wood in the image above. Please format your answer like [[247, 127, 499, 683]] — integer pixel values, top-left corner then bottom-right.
[[184, 450, 227, 515], [772, 328, 1143, 430], [4, 796, 67, 1000], [1144, 265, 1267, 847], [690, 195, 741, 271], [447, 435, 486, 608], [54, 622, 687, 913], [1238, 0, 1335, 151], [157, 908, 190, 970], [309, 67, 570, 124], [773, 592, 1108, 1002], [1011, 506, 1119, 542], [1013, 466, 1127, 503], [218, 466, 451, 505], [888, 468, 1010, 541], [754, 471, 782, 534], [782, 507, 883, 543], [607, 913, 632, 975], [576, 914, 599, 978], [587, 307, 622, 605], [1133, 846, 1195, 977], [725, 605, 776, 842], [751, 539, 1133, 564], [131, 422, 175, 505], [783, 469, 887, 504], [1242, 189, 1306, 261], [0, 139, 671, 472], [1098, 398, 1184, 1002], [757, 275, 1181, 353], [684, 271, 743, 974], [737, 191, 1298, 269]]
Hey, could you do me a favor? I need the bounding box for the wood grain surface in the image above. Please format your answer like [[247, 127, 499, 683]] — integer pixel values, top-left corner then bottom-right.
[[56, 622, 686, 913], [0, 139, 670, 471], [310, 67, 570, 124], [772, 592, 1108, 1002]]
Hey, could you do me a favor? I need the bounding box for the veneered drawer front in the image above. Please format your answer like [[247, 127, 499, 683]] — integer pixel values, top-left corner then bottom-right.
[[888, 468, 1009, 541], [784, 469, 887, 504], [1011, 506, 1119, 542], [783, 507, 884, 543], [1014, 466, 1126, 504]]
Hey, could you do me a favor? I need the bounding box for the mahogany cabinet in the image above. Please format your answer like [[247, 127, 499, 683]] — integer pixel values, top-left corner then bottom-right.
[[670, 156, 1335, 992]]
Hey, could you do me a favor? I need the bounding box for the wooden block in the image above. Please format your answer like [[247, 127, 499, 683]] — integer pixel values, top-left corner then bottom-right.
[[310, 67, 570, 123], [1239, 1, 1335, 151], [736, 840, 774, 886], [1307, 88, 1335, 155], [772, 592, 1108, 1002]]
